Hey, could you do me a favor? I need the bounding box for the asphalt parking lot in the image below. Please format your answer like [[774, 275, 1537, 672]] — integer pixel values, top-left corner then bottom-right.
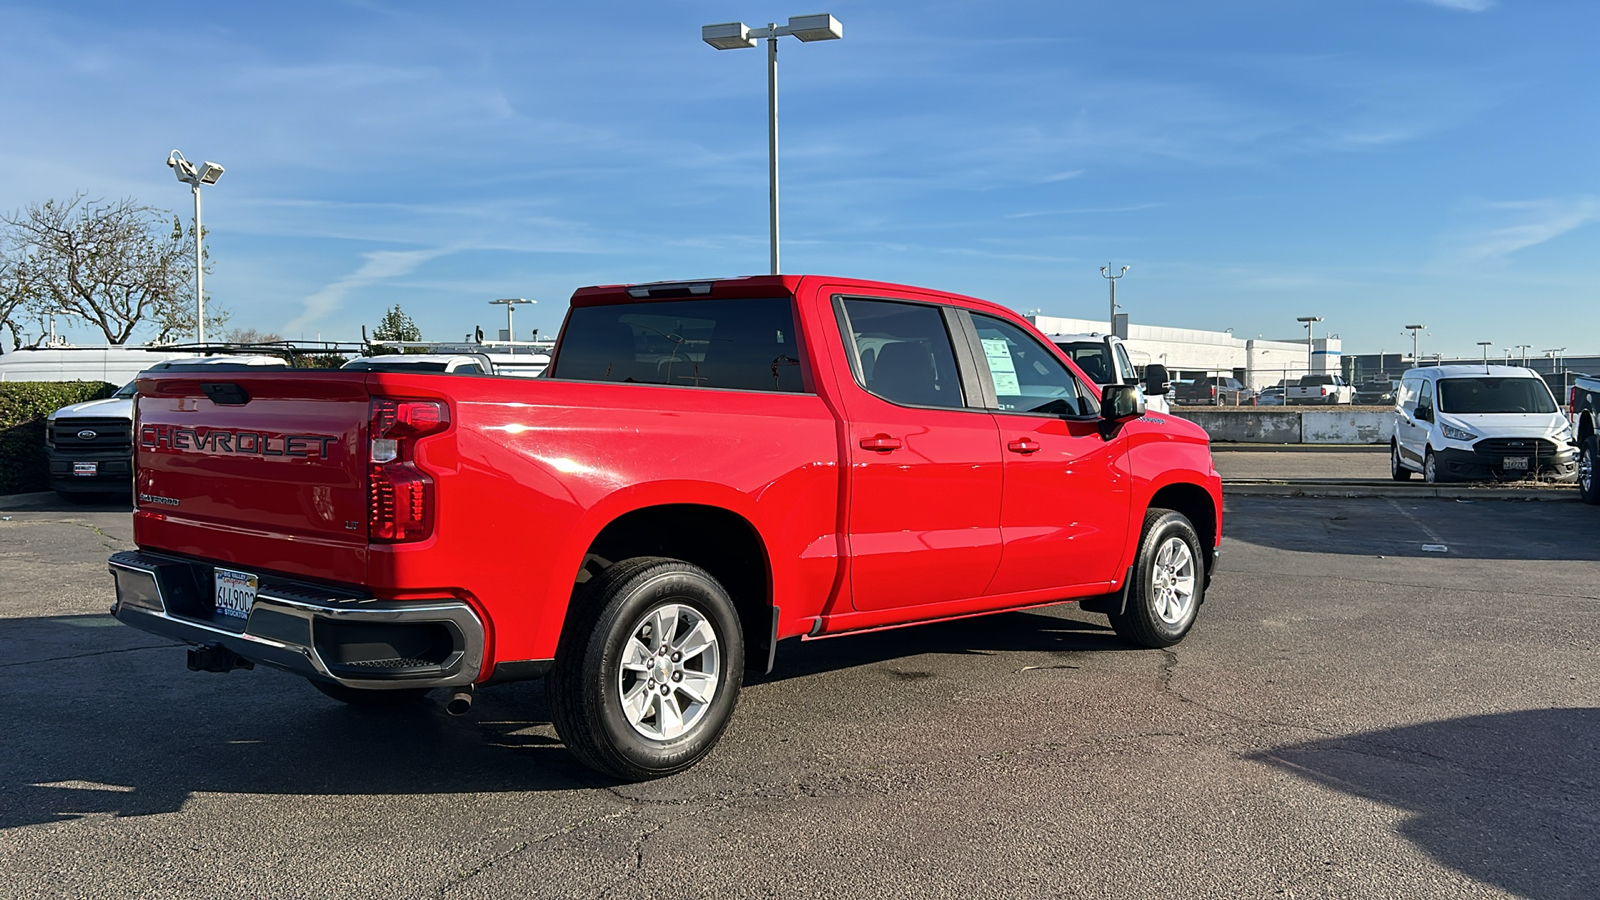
[[2, 491, 1597, 899]]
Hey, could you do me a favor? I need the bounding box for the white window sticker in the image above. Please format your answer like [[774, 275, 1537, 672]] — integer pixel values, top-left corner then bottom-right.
[[982, 338, 1021, 394]]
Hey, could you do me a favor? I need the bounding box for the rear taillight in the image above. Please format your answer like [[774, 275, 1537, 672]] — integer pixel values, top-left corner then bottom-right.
[[1571, 386, 1579, 414], [368, 398, 449, 543]]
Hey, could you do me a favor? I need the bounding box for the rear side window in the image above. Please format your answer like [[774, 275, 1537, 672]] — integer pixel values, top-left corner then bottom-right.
[[1056, 342, 1113, 384], [840, 298, 965, 409], [552, 297, 805, 393]]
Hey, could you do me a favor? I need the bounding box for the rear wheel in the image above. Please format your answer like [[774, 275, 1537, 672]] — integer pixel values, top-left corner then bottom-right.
[[310, 679, 431, 708], [1579, 436, 1600, 505], [547, 557, 744, 780], [1109, 509, 1204, 649], [1391, 443, 1412, 481]]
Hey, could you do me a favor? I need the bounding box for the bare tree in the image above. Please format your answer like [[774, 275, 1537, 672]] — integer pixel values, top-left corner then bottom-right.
[[221, 326, 284, 345], [0, 194, 224, 345]]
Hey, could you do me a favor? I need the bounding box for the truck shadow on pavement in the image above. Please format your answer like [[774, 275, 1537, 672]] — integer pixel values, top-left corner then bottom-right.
[[1250, 708, 1600, 899], [0, 606, 1128, 828]]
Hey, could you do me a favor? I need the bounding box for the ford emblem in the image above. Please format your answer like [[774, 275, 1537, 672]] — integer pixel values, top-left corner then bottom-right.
[[77, 429, 98, 441]]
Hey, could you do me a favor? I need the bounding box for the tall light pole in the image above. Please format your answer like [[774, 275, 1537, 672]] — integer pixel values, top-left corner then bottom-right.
[[703, 14, 843, 275], [166, 150, 224, 343], [1100, 264, 1129, 333], [489, 298, 533, 342], [1297, 316, 1323, 374], [1403, 324, 1426, 368], [1477, 341, 1493, 369], [1516, 343, 1531, 367]]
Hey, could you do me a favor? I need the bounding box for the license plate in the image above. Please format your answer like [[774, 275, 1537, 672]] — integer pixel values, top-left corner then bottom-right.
[[214, 568, 258, 620], [72, 461, 98, 476], [1502, 456, 1529, 471]]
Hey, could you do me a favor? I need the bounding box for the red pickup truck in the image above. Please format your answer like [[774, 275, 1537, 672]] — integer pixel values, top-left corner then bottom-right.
[[109, 275, 1222, 779]]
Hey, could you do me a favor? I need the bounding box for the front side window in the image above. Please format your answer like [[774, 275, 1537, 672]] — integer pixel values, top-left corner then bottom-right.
[[552, 297, 805, 393], [1055, 342, 1113, 385], [972, 314, 1094, 417], [840, 298, 965, 409], [1437, 377, 1557, 414], [1417, 380, 1434, 413]]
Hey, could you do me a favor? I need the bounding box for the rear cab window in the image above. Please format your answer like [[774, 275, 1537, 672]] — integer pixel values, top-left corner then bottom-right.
[[550, 297, 807, 393]]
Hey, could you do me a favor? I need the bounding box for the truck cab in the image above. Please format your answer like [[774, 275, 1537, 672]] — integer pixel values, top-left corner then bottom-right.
[[1047, 332, 1170, 415]]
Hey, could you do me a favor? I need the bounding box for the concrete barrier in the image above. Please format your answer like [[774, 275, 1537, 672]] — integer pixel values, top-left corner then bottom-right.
[[1171, 407, 1393, 444]]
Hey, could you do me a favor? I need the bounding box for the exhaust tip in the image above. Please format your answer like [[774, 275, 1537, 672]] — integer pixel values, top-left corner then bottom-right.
[[445, 688, 474, 716]]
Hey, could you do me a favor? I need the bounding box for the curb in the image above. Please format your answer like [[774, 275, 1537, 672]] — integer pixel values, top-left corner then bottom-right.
[[1222, 481, 1580, 501]]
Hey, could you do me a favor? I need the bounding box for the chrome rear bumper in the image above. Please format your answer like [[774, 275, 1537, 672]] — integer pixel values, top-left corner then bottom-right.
[[109, 550, 484, 689]]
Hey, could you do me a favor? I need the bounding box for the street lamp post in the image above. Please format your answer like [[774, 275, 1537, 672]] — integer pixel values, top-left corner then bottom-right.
[[1403, 324, 1426, 368], [489, 298, 534, 342], [1100, 264, 1129, 333], [166, 150, 224, 344], [1516, 343, 1531, 367], [703, 14, 843, 275], [1477, 341, 1493, 370], [1296, 316, 1323, 374]]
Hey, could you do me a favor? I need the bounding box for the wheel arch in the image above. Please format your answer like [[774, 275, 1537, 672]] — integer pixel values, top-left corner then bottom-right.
[[1147, 482, 1218, 582], [570, 503, 775, 673]]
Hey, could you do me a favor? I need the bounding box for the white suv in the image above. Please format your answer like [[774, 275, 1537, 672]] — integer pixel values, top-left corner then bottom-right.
[[1391, 365, 1577, 483]]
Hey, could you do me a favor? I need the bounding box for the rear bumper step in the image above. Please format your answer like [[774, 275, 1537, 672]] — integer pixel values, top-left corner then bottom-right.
[[108, 550, 484, 689]]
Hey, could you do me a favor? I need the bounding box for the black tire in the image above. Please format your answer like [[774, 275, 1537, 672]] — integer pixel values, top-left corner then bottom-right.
[[1423, 448, 1446, 484], [1109, 509, 1205, 649], [1391, 442, 1413, 481], [1579, 436, 1600, 505], [546, 557, 744, 780], [310, 679, 431, 708]]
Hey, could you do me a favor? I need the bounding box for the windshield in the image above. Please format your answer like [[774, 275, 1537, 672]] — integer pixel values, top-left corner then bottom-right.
[[1437, 377, 1556, 414], [113, 380, 138, 398], [1054, 342, 1113, 384]]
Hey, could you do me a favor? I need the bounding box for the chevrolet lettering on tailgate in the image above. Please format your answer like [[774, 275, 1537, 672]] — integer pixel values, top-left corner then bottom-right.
[[139, 424, 336, 458]]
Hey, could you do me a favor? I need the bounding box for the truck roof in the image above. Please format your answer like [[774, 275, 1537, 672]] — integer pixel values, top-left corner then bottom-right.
[[570, 274, 1012, 319]]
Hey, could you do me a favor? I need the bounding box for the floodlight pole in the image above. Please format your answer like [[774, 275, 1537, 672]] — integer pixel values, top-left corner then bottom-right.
[[767, 26, 780, 276], [1100, 264, 1128, 333], [1403, 324, 1426, 369], [1516, 343, 1531, 367], [192, 184, 204, 344], [1477, 341, 1493, 370], [703, 15, 842, 276], [1297, 316, 1323, 374], [490, 298, 533, 342]]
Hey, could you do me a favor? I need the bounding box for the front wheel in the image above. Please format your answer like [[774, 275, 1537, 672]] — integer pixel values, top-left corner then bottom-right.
[[1109, 509, 1205, 648], [1424, 448, 1445, 484], [1579, 436, 1600, 505], [547, 557, 744, 780]]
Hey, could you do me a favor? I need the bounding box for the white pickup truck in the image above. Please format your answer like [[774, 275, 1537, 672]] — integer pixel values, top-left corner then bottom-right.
[[1047, 332, 1171, 415], [1287, 374, 1355, 406]]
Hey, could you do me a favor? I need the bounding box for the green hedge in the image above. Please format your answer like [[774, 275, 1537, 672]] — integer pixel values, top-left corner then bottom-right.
[[0, 381, 116, 495]]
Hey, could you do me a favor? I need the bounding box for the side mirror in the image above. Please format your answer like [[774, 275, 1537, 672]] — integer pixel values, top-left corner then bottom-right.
[[1100, 384, 1145, 422], [1416, 406, 1432, 423], [1143, 363, 1171, 396]]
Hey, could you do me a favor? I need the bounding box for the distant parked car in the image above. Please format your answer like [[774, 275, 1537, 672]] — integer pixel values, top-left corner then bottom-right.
[[1391, 365, 1577, 483], [1355, 378, 1400, 406], [1175, 376, 1255, 406], [341, 354, 490, 374], [1288, 374, 1355, 405], [1255, 386, 1286, 406]]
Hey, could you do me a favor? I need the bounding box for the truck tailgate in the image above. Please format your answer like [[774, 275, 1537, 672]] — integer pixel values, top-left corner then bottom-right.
[[134, 371, 372, 586]]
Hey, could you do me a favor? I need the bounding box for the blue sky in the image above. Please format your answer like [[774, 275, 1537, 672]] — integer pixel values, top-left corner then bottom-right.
[[1, 0, 1596, 359]]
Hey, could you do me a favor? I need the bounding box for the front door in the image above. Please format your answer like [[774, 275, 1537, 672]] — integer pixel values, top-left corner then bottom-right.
[[968, 313, 1130, 595], [835, 297, 1005, 612]]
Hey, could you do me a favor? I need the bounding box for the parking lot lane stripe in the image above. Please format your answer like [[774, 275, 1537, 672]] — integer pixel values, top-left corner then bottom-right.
[[1385, 497, 1448, 550]]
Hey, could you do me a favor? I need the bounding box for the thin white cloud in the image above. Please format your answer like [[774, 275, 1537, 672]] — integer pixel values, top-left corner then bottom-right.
[[283, 248, 453, 335], [1442, 196, 1600, 263], [1412, 0, 1495, 11]]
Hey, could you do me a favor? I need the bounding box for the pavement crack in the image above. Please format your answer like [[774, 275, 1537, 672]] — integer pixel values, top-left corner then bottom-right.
[[0, 643, 178, 669], [71, 521, 127, 553], [437, 811, 632, 898]]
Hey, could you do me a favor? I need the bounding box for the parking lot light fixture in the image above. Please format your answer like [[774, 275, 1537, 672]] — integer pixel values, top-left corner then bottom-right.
[[1296, 316, 1323, 374], [702, 13, 843, 275], [1403, 324, 1426, 368], [167, 149, 224, 343], [489, 298, 534, 342], [1477, 341, 1493, 371], [1516, 343, 1531, 367]]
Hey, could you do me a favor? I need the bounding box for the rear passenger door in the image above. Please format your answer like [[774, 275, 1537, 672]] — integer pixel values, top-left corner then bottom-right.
[[966, 313, 1130, 594], [833, 296, 1005, 612]]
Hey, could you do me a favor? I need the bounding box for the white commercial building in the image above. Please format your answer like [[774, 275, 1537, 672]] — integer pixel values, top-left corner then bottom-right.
[[1027, 314, 1341, 391]]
